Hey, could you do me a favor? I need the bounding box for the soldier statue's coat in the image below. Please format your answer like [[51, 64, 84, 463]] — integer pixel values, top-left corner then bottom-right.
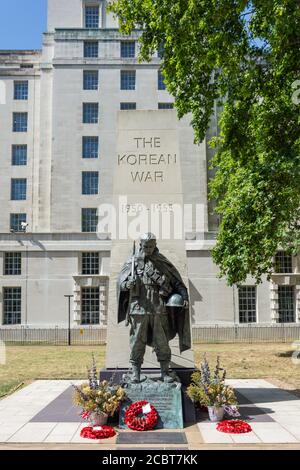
[[117, 246, 191, 354]]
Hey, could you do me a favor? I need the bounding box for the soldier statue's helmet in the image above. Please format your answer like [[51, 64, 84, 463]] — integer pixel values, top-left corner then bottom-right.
[[140, 233, 157, 243], [166, 293, 184, 308]]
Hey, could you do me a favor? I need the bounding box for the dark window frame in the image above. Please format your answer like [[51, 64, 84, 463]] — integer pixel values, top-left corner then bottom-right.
[[10, 214, 27, 232], [83, 103, 99, 124], [83, 70, 99, 90], [121, 41, 136, 58], [84, 41, 99, 58], [120, 70, 136, 90], [81, 286, 100, 325], [238, 286, 257, 323], [13, 112, 28, 132], [82, 208, 98, 233], [82, 171, 99, 195], [14, 81, 28, 100], [82, 136, 99, 159], [278, 285, 295, 323], [4, 252, 22, 276], [11, 178, 27, 201], [82, 252, 100, 275], [12, 145, 27, 166], [3, 287, 22, 325]]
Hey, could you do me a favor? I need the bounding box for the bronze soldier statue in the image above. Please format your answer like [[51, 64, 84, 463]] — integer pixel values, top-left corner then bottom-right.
[[117, 233, 191, 383]]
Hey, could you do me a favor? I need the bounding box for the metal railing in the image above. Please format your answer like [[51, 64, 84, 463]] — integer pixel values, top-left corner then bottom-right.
[[0, 324, 300, 345], [0, 327, 107, 345], [192, 324, 300, 343]]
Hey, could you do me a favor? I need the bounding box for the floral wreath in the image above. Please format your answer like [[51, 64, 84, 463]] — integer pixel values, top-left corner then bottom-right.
[[125, 401, 158, 431], [217, 420, 252, 434], [80, 425, 116, 440]]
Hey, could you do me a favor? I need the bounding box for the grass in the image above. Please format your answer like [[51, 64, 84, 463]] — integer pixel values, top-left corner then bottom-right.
[[0, 346, 106, 398], [194, 343, 300, 392], [0, 343, 300, 398]]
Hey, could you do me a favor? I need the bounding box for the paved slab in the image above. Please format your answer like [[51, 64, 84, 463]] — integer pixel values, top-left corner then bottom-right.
[[8, 423, 58, 443], [30, 387, 83, 423], [197, 379, 300, 444]]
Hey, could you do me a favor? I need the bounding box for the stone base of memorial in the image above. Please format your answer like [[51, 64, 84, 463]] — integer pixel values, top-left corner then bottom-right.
[[119, 373, 184, 430]]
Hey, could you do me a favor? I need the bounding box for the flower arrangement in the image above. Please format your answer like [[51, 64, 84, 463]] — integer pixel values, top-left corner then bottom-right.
[[187, 355, 238, 409], [73, 355, 126, 420]]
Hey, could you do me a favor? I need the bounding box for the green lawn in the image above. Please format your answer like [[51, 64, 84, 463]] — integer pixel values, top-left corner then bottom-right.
[[0, 343, 299, 398], [0, 346, 106, 398]]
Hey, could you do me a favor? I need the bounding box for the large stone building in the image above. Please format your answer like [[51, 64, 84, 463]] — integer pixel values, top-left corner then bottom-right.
[[0, 0, 299, 329]]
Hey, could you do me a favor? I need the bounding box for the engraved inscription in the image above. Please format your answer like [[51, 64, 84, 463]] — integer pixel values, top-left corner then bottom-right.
[[118, 136, 177, 184]]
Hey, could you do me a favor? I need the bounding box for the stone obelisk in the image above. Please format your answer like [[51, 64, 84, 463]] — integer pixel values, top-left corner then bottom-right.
[[105, 110, 194, 371]]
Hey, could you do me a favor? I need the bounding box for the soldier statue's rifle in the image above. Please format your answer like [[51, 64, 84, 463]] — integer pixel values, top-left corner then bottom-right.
[[126, 241, 136, 327]]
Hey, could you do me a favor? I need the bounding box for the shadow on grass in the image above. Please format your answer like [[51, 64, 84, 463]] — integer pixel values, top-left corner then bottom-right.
[[275, 351, 294, 358]]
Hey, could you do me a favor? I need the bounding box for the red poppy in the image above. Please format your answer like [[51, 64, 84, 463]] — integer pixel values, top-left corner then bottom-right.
[[217, 419, 252, 434], [80, 425, 116, 440], [125, 401, 158, 431]]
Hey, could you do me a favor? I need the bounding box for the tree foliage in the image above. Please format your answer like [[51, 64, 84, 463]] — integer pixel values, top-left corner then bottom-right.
[[109, 0, 300, 285]]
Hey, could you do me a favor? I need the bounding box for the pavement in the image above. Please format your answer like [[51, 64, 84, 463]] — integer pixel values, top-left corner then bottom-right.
[[0, 379, 300, 450]]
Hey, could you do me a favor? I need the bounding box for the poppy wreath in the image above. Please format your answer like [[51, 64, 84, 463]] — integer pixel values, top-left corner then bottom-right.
[[80, 425, 116, 440], [217, 420, 252, 434], [124, 401, 158, 431]]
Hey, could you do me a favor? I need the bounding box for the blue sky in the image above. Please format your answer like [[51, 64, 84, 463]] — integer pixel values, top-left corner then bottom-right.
[[0, 0, 47, 50]]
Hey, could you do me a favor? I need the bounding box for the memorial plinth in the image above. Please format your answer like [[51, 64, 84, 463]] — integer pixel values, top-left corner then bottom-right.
[[105, 110, 194, 370], [119, 374, 184, 430], [101, 111, 196, 424]]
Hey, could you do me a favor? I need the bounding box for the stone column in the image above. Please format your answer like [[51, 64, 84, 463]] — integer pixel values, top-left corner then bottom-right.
[[104, 110, 195, 370]]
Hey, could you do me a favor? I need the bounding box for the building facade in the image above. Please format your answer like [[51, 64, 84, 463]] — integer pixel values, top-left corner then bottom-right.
[[0, 0, 299, 328]]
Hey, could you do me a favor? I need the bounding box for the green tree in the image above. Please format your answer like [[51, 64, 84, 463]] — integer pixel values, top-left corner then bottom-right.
[[109, 0, 300, 285]]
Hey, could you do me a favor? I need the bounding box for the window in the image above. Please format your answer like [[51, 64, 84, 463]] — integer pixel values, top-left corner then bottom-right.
[[3, 287, 21, 325], [14, 81, 28, 100], [120, 102, 136, 110], [121, 41, 135, 58], [121, 70, 136, 90], [83, 70, 99, 90], [275, 251, 293, 273], [82, 252, 100, 275], [13, 113, 28, 132], [12, 145, 27, 166], [278, 286, 295, 323], [4, 253, 21, 276], [158, 103, 174, 109], [82, 208, 98, 232], [158, 70, 166, 90], [238, 286, 257, 323], [83, 103, 99, 123], [82, 171, 99, 195], [11, 179, 27, 201], [82, 136, 99, 158], [10, 214, 27, 232], [81, 287, 100, 324], [84, 41, 99, 58], [158, 43, 165, 59], [85, 5, 99, 28]]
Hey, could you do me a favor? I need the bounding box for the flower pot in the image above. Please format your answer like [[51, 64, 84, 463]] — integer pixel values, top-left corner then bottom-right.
[[207, 406, 225, 422], [89, 411, 108, 427]]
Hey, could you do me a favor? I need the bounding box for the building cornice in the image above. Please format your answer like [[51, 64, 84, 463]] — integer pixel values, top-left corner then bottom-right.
[[51, 59, 161, 67], [53, 28, 142, 41]]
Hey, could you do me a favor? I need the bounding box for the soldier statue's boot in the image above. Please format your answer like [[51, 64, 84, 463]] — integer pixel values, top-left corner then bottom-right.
[[131, 364, 141, 383], [160, 361, 174, 383]]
